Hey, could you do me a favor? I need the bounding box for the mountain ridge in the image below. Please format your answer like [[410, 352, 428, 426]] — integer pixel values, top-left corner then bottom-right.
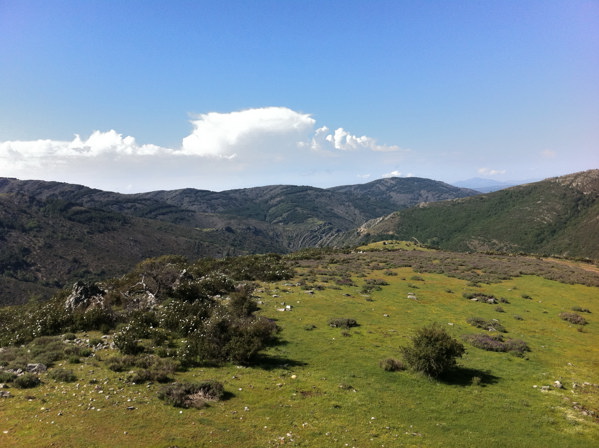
[[352, 169, 599, 259], [0, 175, 478, 305]]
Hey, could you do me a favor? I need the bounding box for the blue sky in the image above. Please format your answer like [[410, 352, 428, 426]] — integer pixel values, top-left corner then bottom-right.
[[1, 0, 597, 192]]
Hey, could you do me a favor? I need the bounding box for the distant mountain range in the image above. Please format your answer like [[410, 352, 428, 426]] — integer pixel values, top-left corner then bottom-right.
[[0, 176, 477, 304], [450, 177, 532, 193]]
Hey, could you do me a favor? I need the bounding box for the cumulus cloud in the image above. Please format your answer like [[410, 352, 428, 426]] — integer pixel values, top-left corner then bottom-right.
[[382, 171, 413, 178], [181, 107, 315, 157], [0, 106, 408, 192], [0, 130, 166, 170], [310, 126, 401, 152], [383, 170, 403, 178], [477, 167, 506, 176]]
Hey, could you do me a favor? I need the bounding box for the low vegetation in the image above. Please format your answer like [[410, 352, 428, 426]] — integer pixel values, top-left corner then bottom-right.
[[0, 245, 597, 447]]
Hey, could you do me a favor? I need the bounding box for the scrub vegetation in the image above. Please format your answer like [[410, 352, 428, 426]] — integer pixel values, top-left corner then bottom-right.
[[0, 244, 597, 447]]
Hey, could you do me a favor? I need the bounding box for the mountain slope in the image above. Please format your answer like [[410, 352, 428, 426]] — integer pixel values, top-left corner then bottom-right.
[[0, 176, 477, 304], [353, 170, 599, 259]]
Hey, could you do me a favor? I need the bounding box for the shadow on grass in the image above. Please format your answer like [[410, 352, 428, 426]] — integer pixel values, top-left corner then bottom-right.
[[440, 366, 500, 387], [251, 353, 307, 371], [221, 390, 236, 401]]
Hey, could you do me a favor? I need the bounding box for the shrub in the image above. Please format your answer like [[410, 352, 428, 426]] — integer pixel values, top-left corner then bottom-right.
[[462, 333, 530, 356], [328, 318, 358, 329], [462, 293, 498, 304], [466, 317, 506, 333], [0, 371, 16, 383], [14, 373, 41, 389], [571, 306, 591, 314], [113, 326, 144, 355], [400, 323, 465, 378], [157, 380, 224, 408], [48, 368, 77, 382], [379, 358, 405, 372], [559, 312, 588, 325]]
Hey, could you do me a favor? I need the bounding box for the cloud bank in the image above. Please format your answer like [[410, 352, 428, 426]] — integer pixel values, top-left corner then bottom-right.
[[0, 107, 406, 192]]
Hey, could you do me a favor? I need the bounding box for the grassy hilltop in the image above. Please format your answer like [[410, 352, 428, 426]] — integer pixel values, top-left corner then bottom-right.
[[0, 244, 597, 447]]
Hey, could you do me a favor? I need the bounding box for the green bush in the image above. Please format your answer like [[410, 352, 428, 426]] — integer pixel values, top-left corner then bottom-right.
[[13, 373, 41, 389], [48, 368, 77, 382], [400, 323, 465, 378], [0, 371, 16, 383], [571, 306, 591, 313], [379, 358, 405, 372], [113, 326, 144, 355], [466, 317, 506, 333], [328, 318, 358, 329]]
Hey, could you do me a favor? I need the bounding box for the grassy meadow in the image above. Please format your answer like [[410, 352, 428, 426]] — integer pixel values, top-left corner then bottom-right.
[[1, 244, 598, 447]]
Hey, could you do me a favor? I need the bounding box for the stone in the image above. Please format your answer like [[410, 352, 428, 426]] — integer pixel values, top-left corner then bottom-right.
[[27, 363, 47, 373]]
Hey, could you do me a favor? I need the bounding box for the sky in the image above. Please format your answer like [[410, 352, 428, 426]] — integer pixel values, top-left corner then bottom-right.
[[1, 0, 598, 193]]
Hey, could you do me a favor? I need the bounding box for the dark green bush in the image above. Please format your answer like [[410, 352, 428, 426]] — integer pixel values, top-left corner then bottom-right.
[[13, 373, 41, 389], [0, 371, 16, 383], [400, 323, 465, 378], [113, 326, 144, 355], [328, 318, 358, 329], [571, 306, 591, 313], [48, 368, 77, 382]]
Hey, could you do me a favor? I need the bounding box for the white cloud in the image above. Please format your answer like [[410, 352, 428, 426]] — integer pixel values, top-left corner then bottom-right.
[[0, 130, 166, 170], [0, 107, 408, 192], [541, 149, 557, 159], [477, 167, 506, 176], [181, 107, 315, 157], [311, 126, 401, 152], [382, 170, 402, 178]]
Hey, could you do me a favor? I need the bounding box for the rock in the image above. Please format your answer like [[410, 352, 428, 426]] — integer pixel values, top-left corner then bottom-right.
[[554, 380, 563, 389], [64, 281, 106, 311], [0, 391, 11, 398], [541, 386, 551, 391], [27, 363, 47, 373]]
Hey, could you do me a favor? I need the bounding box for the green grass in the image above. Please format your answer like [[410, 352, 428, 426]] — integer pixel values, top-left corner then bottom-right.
[[1, 250, 598, 447]]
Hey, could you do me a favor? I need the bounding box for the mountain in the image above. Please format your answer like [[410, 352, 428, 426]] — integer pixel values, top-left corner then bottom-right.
[[451, 177, 527, 193], [352, 169, 599, 259], [0, 176, 477, 305]]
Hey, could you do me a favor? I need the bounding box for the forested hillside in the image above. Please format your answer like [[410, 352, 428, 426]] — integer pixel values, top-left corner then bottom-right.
[[353, 170, 599, 260]]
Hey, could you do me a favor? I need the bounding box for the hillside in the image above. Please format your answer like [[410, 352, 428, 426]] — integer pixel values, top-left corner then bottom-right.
[[352, 170, 599, 260], [0, 247, 597, 447], [0, 177, 476, 305]]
